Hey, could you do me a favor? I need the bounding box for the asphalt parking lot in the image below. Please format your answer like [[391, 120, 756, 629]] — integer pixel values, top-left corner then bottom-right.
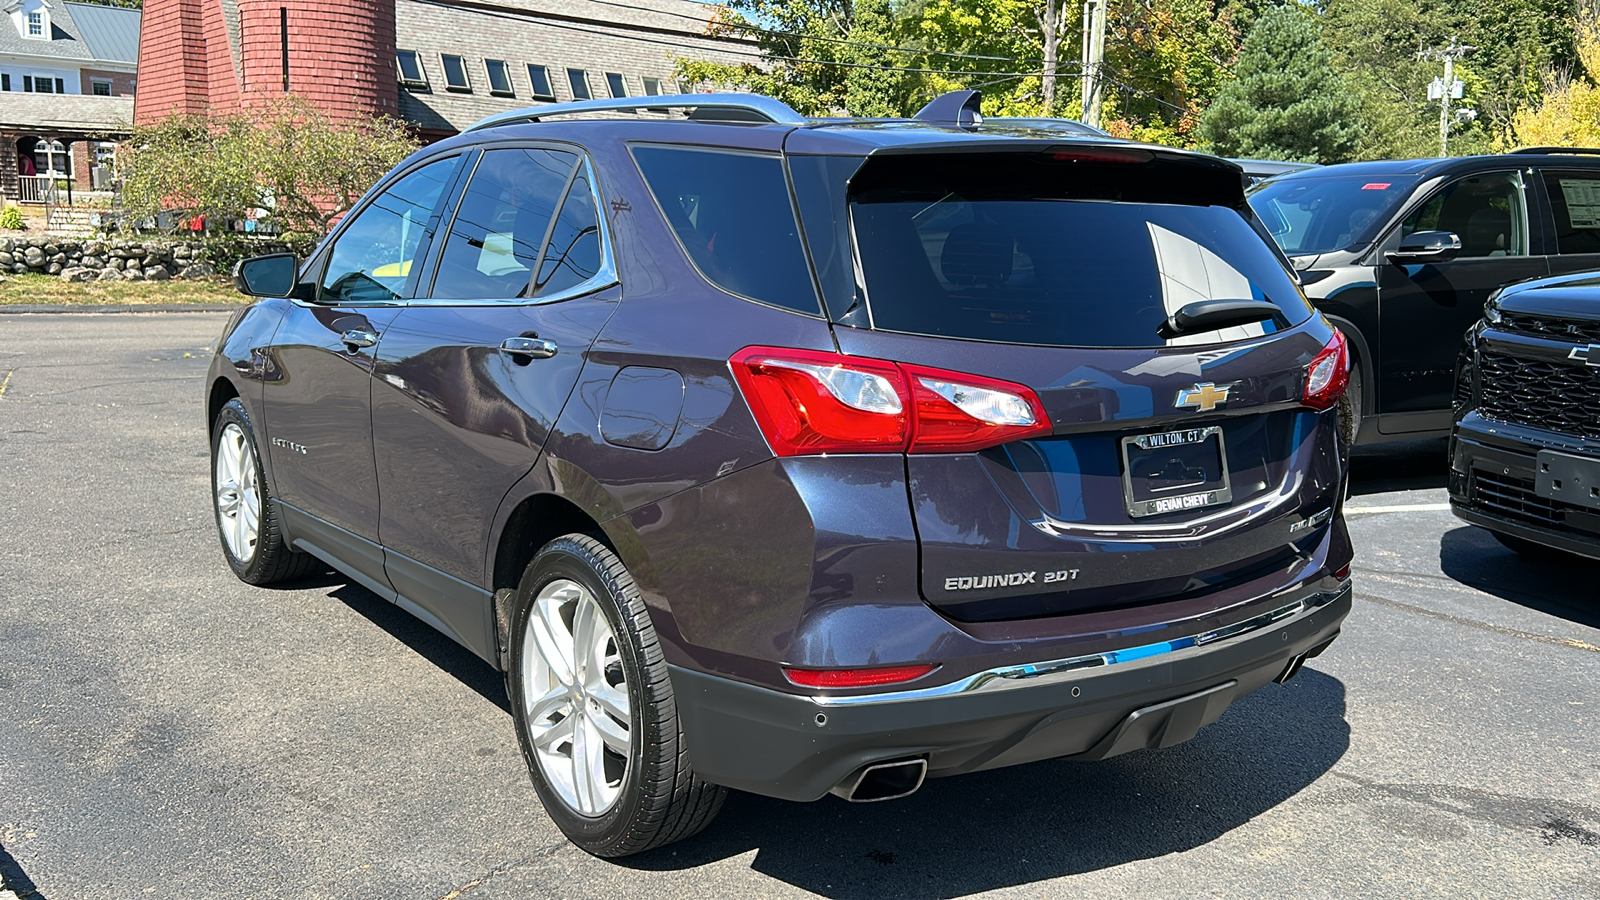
[[2, 311, 1598, 899]]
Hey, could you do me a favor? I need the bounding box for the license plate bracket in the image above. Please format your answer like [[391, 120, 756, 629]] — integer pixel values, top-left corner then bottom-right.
[[1121, 426, 1232, 519], [1535, 449, 1600, 511]]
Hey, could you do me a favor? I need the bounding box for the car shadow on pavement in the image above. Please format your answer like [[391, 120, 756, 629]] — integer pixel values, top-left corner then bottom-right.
[[320, 581, 510, 713], [624, 670, 1349, 898], [1349, 437, 1449, 496], [0, 842, 45, 900], [1439, 525, 1600, 630]]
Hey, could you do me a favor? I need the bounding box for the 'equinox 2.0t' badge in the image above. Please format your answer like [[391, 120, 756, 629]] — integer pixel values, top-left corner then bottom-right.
[[1175, 382, 1233, 412]]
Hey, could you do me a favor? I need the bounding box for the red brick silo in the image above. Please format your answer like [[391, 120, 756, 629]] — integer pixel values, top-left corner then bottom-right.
[[236, 0, 399, 121]]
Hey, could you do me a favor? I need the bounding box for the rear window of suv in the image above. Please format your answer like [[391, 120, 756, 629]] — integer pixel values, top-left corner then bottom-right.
[[838, 152, 1312, 349]]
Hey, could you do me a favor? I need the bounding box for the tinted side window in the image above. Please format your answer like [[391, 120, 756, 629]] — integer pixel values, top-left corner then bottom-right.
[[1398, 172, 1528, 258], [535, 163, 603, 296], [1541, 172, 1600, 254], [632, 146, 821, 315], [320, 156, 458, 304], [432, 148, 578, 300]]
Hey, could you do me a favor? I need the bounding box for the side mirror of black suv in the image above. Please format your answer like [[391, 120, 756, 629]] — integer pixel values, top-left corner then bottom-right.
[[233, 253, 298, 298], [1388, 230, 1462, 264]]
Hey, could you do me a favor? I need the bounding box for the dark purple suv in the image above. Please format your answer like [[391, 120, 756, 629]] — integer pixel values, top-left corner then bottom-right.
[[208, 91, 1354, 857]]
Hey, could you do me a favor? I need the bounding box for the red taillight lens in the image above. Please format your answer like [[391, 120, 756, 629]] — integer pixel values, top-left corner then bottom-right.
[[784, 664, 938, 688], [903, 363, 1052, 453], [1303, 330, 1350, 411], [730, 347, 910, 455], [730, 347, 1054, 456]]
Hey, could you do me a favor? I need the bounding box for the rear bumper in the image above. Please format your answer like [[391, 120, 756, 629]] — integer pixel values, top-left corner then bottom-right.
[[671, 580, 1351, 802], [1448, 418, 1600, 561]]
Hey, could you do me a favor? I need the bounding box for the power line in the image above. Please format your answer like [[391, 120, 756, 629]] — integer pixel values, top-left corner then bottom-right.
[[584, 0, 1048, 63]]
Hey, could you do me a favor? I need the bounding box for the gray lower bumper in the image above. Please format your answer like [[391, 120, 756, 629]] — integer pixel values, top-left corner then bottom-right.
[[670, 582, 1352, 801]]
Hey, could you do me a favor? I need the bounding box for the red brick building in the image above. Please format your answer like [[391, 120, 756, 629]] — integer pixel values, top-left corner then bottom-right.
[[135, 0, 753, 137]]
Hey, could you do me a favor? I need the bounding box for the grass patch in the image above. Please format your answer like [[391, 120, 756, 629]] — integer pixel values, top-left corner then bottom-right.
[[0, 272, 248, 306]]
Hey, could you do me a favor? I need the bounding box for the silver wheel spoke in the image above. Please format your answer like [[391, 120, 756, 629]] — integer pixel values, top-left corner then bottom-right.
[[531, 709, 575, 753], [519, 577, 632, 818], [525, 685, 569, 724], [214, 423, 261, 563]]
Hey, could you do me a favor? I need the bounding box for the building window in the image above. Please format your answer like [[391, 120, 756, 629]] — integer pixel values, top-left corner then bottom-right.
[[566, 68, 591, 100], [604, 73, 627, 98], [527, 64, 554, 100], [91, 79, 111, 96], [441, 54, 471, 92], [34, 140, 70, 178], [642, 76, 662, 96], [485, 59, 513, 96], [1, 75, 9, 92], [26, 10, 43, 37], [396, 50, 428, 89]]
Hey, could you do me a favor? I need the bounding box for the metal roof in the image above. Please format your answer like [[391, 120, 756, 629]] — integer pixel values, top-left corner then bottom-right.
[[62, 1, 139, 63]]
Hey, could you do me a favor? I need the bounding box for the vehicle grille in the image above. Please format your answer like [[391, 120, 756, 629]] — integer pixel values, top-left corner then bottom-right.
[[1498, 311, 1600, 344], [1478, 349, 1600, 439], [1470, 470, 1564, 529]]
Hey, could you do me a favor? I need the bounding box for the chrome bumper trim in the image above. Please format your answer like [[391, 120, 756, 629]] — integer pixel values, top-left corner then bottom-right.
[[808, 580, 1349, 708]]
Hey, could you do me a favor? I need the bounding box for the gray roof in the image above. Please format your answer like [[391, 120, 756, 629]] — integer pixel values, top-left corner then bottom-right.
[[0, 93, 132, 133], [63, 1, 139, 63], [0, 0, 137, 64]]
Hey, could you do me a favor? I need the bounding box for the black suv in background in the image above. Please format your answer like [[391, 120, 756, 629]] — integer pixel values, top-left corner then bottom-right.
[[1451, 271, 1600, 559], [209, 91, 1354, 857], [1249, 149, 1600, 445]]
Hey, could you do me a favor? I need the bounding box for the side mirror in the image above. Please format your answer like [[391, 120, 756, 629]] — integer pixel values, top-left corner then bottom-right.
[[233, 253, 299, 298], [1388, 230, 1461, 264]]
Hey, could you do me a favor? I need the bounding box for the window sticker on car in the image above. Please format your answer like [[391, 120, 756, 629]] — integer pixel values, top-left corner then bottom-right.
[[1361, 183, 1391, 190], [1559, 179, 1600, 228]]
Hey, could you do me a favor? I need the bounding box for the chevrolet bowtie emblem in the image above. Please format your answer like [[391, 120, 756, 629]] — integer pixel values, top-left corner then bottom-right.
[[1569, 345, 1600, 367], [1175, 382, 1233, 412]]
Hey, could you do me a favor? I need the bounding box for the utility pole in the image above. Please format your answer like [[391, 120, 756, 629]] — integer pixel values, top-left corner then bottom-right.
[[1422, 38, 1474, 157], [1040, 0, 1061, 115], [1079, 0, 1106, 128]]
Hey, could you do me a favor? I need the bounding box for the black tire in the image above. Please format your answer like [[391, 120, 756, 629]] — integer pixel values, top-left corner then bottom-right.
[[508, 534, 725, 857], [1491, 529, 1583, 563], [210, 398, 319, 585]]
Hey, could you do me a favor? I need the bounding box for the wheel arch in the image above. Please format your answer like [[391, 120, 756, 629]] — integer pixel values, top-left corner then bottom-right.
[[207, 376, 240, 430], [1324, 313, 1374, 413]]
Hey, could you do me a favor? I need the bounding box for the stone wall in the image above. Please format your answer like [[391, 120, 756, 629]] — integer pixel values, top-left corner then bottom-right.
[[0, 238, 290, 283]]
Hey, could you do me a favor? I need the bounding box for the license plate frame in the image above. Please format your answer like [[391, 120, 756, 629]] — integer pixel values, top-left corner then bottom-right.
[[1121, 426, 1233, 519], [1535, 449, 1600, 511]]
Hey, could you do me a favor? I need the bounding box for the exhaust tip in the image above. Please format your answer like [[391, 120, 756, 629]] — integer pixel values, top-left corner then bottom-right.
[[1275, 653, 1307, 684], [830, 758, 928, 803]]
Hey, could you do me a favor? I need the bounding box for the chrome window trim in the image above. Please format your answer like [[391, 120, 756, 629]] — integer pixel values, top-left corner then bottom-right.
[[407, 154, 619, 308], [806, 581, 1349, 707]]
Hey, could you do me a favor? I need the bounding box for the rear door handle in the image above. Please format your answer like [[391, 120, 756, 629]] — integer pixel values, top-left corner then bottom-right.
[[501, 336, 558, 360], [341, 328, 378, 350]]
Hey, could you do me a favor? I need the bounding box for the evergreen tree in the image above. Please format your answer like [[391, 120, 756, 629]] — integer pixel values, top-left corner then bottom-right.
[[1197, 7, 1363, 163], [846, 0, 914, 116]]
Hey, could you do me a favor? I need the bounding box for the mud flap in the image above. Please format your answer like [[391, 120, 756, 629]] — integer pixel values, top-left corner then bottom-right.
[[1073, 679, 1239, 761]]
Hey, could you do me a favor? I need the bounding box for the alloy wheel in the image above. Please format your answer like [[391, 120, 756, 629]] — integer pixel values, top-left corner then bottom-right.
[[521, 578, 632, 817], [214, 422, 261, 563]]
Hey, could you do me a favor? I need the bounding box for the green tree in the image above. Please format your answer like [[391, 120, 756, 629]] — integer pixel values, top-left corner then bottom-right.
[[1100, 0, 1240, 144], [675, 0, 860, 115], [847, 0, 917, 115], [122, 95, 418, 238], [1197, 7, 1363, 162]]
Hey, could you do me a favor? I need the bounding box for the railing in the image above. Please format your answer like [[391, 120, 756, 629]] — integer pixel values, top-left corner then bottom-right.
[[18, 175, 71, 206]]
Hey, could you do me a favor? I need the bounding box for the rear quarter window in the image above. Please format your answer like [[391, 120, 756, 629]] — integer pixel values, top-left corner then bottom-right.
[[630, 145, 821, 316]]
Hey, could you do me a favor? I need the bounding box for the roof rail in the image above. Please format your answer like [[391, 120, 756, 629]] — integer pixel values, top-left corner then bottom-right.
[[465, 93, 809, 132], [1509, 147, 1600, 156]]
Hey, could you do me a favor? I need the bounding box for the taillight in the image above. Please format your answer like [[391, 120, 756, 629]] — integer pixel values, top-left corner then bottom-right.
[[730, 347, 1052, 456], [730, 348, 910, 455], [1302, 330, 1349, 411], [903, 363, 1052, 452], [784, 664, 938, 689]]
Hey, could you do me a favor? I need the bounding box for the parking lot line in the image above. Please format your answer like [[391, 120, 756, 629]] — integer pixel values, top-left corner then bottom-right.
[[1344, 502, 1453, 515]]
